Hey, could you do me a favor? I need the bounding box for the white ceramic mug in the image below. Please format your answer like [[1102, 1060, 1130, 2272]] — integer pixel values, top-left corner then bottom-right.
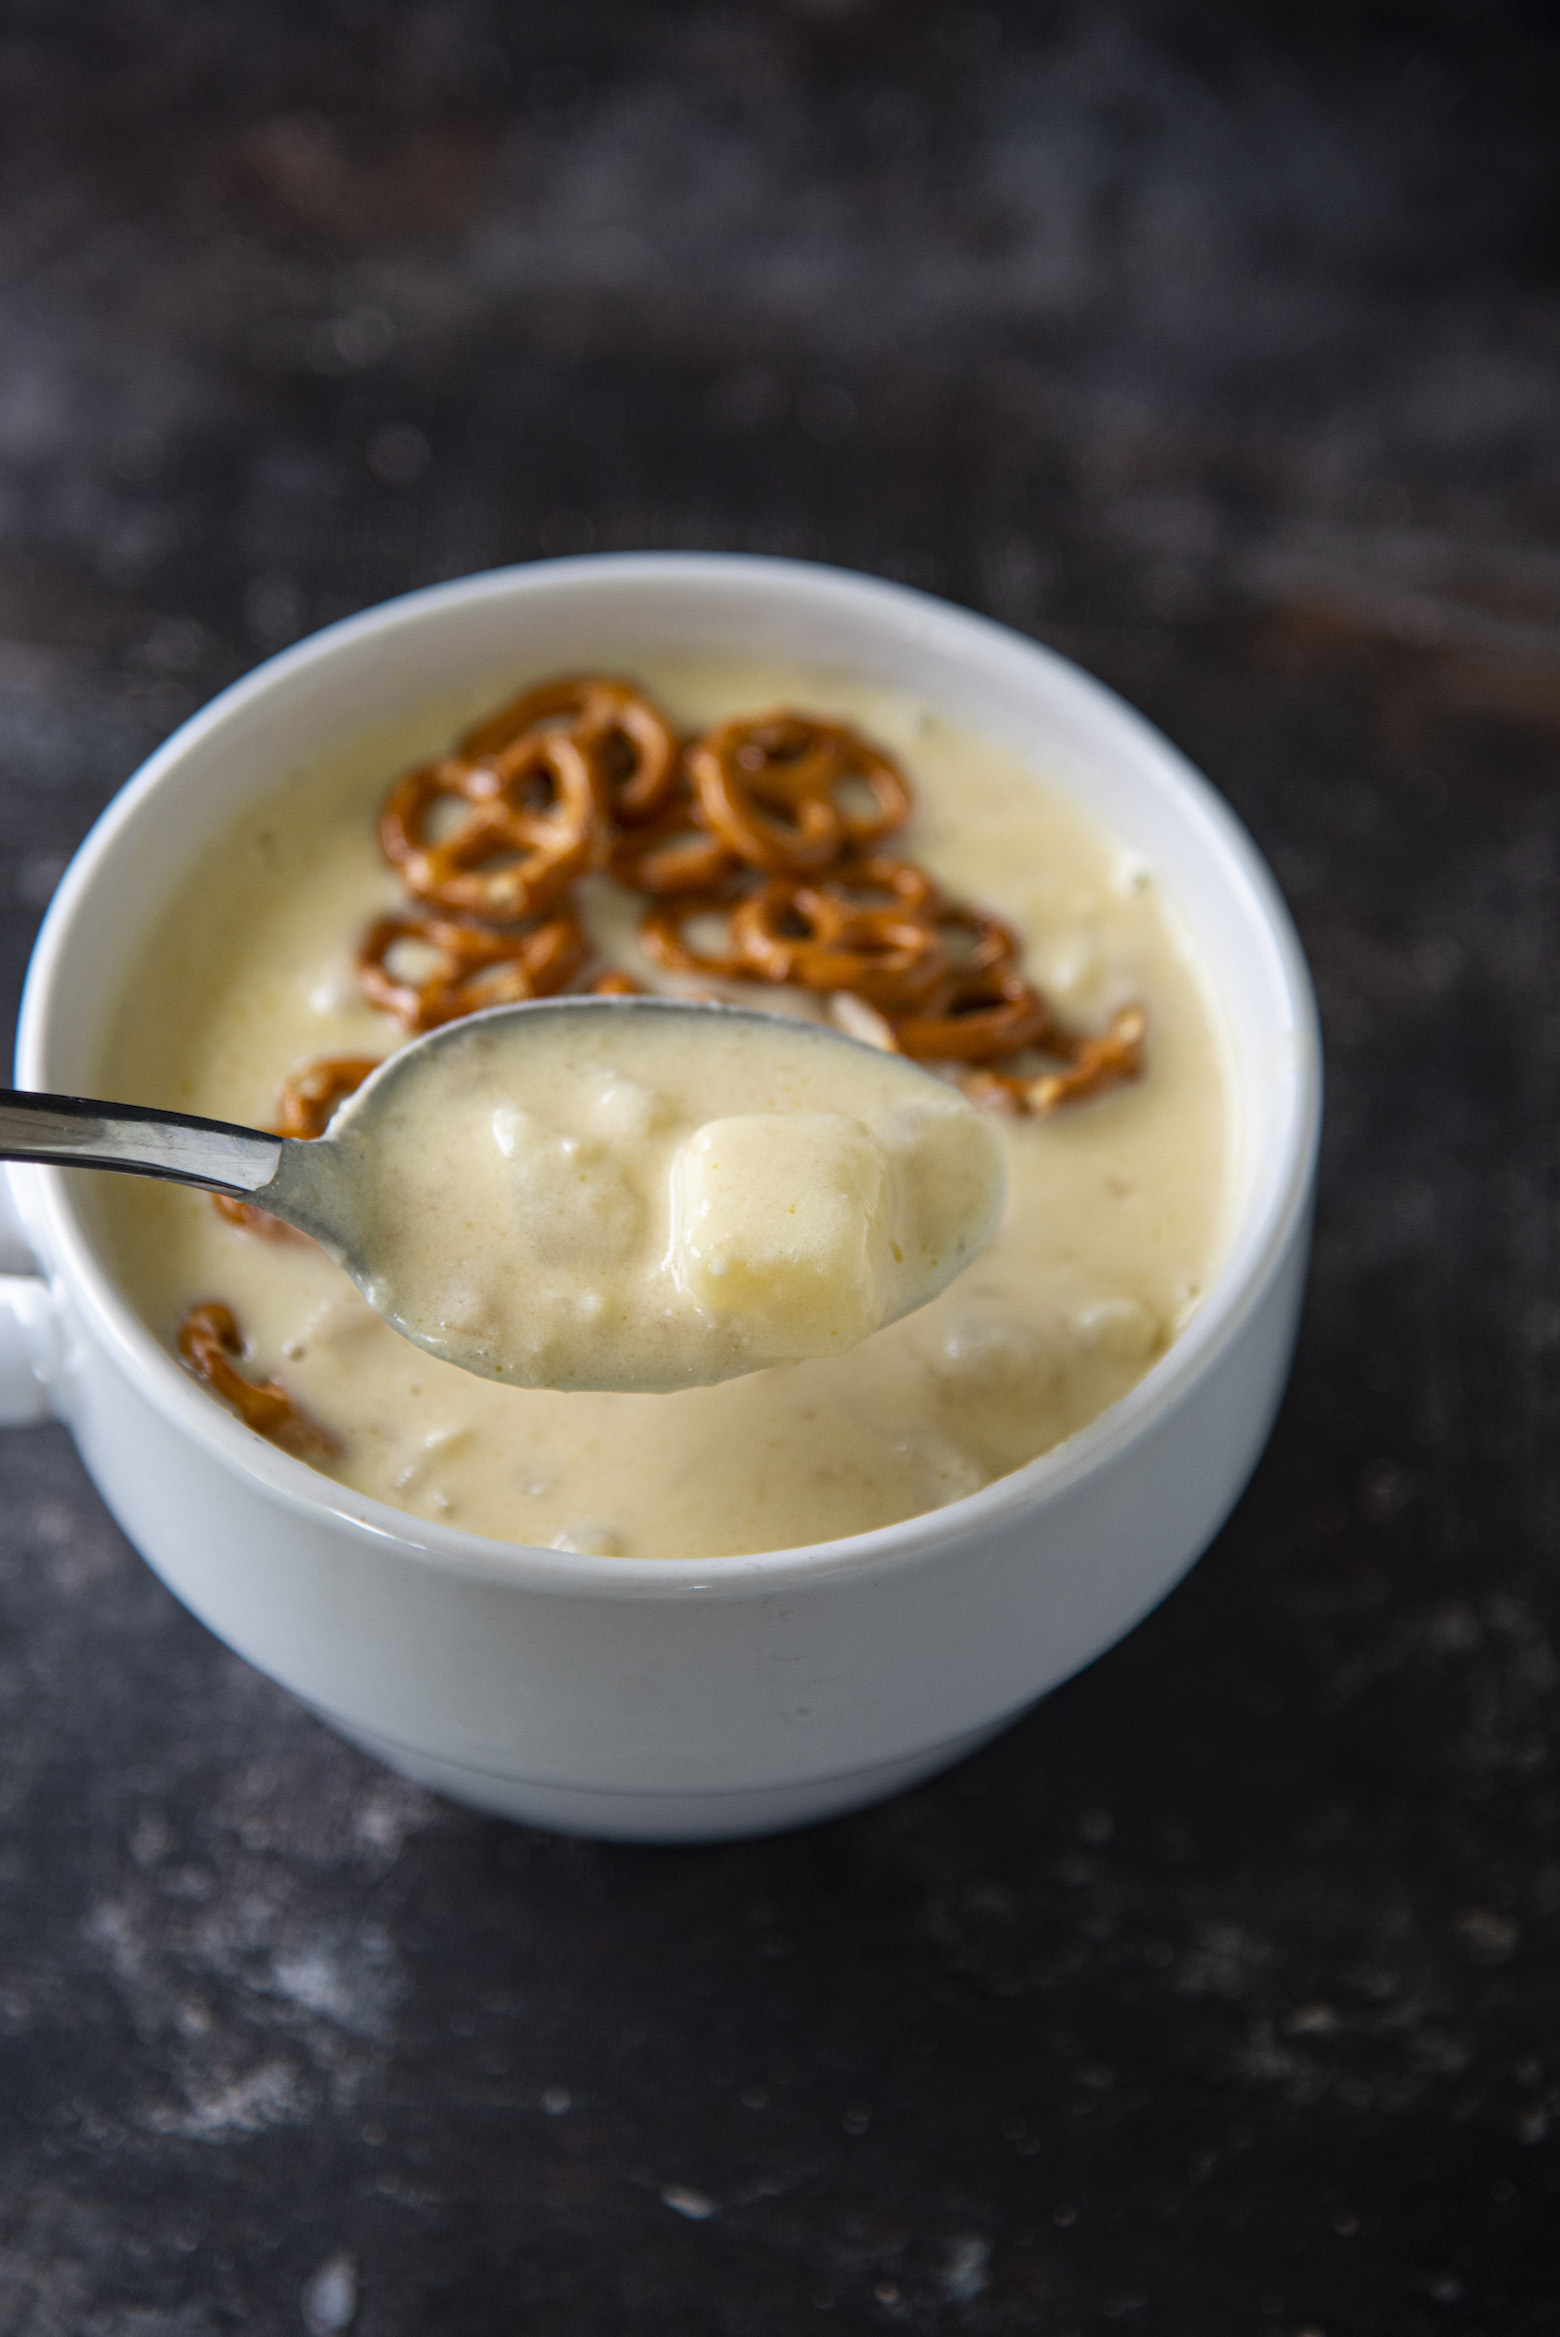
[[0, 556, 1320, 1841]]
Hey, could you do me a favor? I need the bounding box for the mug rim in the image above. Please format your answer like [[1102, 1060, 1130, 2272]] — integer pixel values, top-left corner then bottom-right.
[[15, 552, 1322, 1599]]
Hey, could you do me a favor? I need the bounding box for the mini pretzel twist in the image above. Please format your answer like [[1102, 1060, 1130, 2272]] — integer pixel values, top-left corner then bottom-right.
[[381, 728, 604, 922], [456, 674, 677, 816], [575, 682, 682, 826], [891, 962, 1054, 1062], [809, 852, 943, 917], [274, 1055, 382, 1139], [608, 772, 743, 895], [177, 1302, 337, 1454], [637, 890, 754, 982], [356, 906, 588, 1031], [928, 903, 1020, 981], [964, 1005, 1149, 1115], [688, 714, 912, 873], [730, 876, 949, 1009]]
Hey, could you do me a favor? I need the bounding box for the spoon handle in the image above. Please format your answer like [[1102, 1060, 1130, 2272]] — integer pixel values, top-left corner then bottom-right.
[[0, 1089, 282, 1197]]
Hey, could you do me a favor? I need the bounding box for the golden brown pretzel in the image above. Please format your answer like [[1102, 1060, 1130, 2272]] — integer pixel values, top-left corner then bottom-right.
[[380, 729, 603, 921], [356, 906, 588, 1031], [637, 890, 754, 981], [806, 851, 943, 916], [455, 671, 671, 795], [451, 674, 680, 826], [961, 1006, 1148, 1114], [730, 877, 949, 1009], [607, 773, 742, 895], [211, 1190, 295, 1238], [891, 963, 1053, 1062], [688, 714, 912, 873], [274, 1055, 382, 1139], [928, 903, 1020, 981], [575, 682, 682, 826], [1028, 1005, 1147, 1113], [457, 677, 599, 761], [177, 1302, 336, 1454]]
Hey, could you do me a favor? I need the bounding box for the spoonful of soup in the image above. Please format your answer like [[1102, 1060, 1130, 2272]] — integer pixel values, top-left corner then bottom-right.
[[0, 998, 1006, 1394]]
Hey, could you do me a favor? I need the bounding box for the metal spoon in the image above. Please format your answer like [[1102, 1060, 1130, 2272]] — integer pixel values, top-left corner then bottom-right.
[[0, 997, 757, 1264], [0, 997, 995, 1385]]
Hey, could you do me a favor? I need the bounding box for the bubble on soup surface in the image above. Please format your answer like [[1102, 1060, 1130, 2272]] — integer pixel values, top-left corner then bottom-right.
[[550, 1523, 624, 1556], [394, 1424, 472, 1489], [937, 1314, 1057, 1397], [307, 956, 364, 1016], [585, 1069, 661, 1140], [1170, 1279, 1205, 1334], [1034, 928, 1104, 1007], [893, 1432, 986, 1507], [492, 1105, 575, 1162], [1071, 1296, 1159, 1363]]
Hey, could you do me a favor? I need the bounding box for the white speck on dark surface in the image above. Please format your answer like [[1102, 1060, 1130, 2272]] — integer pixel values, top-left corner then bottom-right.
[[660, 2185, 716, 2221], [301, 2251, 358, 2333]]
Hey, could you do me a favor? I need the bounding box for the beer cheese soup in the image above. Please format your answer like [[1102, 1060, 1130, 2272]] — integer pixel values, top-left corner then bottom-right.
[[327, 1004, 1006, 1390], [93, 662, 1236, 1560]]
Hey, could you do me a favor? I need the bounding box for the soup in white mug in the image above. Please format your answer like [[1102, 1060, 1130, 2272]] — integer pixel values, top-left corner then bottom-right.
[[94, 660, 1235, 1559]]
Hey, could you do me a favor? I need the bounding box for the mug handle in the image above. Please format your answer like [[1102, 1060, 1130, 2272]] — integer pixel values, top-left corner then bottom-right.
[[0, 1275, 60, 1422], [0, 1160, 36, 1275], [0, 1170, 61, 1421]]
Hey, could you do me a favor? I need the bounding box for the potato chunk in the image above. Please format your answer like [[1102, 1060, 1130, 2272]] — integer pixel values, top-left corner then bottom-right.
[[670, 1113, 892, 1358]]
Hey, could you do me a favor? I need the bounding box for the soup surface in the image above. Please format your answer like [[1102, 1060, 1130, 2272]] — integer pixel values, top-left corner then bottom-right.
[[94, 660, 1235, 1558]]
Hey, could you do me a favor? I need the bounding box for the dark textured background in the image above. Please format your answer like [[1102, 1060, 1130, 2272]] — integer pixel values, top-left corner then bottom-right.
[[2, 3, 1559, 2331]]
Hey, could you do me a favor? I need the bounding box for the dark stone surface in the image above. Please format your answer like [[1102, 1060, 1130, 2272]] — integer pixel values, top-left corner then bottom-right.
[[2, 4, 1559, 2330]]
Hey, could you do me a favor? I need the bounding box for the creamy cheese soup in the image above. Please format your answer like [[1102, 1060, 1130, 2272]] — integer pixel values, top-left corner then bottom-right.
[[330, 1003, 1005, 1390], [93, 661, 1236, 1559]]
